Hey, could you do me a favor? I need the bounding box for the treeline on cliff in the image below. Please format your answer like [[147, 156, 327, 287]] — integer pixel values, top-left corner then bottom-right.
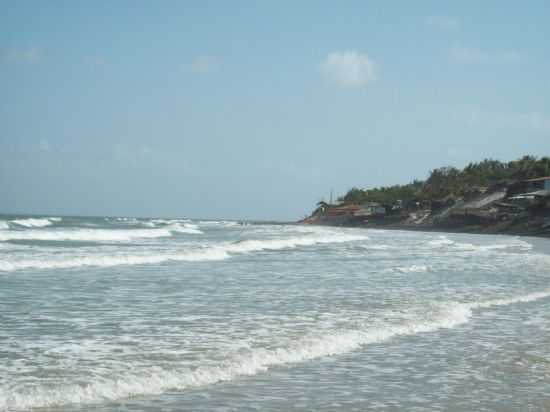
[[339, 155, 550, 205]]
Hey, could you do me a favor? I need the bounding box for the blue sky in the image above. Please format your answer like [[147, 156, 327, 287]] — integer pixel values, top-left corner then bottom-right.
[[1, 1, 549, 220]]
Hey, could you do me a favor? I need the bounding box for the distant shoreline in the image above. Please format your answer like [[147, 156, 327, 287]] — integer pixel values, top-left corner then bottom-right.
[[301, 156, 550, 241], [299, 220, 550, 240]]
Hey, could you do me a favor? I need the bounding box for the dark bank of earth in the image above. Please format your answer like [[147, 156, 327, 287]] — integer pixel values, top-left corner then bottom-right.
[[301, 177, 550, 238]]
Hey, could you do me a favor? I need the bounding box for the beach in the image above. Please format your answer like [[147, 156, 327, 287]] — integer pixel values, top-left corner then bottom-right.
[[1, 215, 550, 411]]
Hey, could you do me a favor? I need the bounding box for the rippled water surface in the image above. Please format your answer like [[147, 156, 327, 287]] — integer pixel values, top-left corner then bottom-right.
[[1, 215, 550, 411]]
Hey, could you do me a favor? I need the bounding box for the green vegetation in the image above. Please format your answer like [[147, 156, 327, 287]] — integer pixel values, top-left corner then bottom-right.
[[339, 155, 550, 205]]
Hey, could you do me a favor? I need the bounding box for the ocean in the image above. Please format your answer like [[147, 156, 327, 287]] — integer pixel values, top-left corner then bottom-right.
[[1, 215, 549, 411]]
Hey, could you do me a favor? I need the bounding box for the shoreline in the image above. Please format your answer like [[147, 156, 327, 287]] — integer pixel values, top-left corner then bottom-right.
[[300, 220, 550, 241]]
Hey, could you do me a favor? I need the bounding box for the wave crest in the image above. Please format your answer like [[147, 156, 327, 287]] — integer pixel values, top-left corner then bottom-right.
[[0, 228, 173, 243], [9, 218, 61, 228], [4, 289, 549, 411], [0, 232, 368, 272]]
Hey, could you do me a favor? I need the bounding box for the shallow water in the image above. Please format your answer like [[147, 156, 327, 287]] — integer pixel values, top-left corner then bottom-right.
[[1, 215, 549, 411]]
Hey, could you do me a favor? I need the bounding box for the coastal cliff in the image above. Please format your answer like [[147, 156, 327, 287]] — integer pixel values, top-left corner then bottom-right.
[[301, 156, 550, 238]]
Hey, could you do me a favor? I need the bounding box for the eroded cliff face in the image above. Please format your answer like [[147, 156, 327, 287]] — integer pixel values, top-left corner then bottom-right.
[[302, 189, 550, 237]]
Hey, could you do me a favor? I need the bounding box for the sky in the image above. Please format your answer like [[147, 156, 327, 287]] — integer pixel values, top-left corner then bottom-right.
[[1, 1, 549, 220]]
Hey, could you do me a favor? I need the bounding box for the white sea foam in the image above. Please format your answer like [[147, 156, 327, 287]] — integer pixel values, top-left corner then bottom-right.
[[426, 235, 533, 253], [4, 289, 548, 411], [115, 217, 136, 222], [0, 228, 173, 243], [0, 232, 367, 272], [427, 236, 455, 247], [152, 218, 192, 225], [0, 249, 229, 271], [470, 290, 550, 309], [167, 223, 203, 235], [222, 233, 368, 254], [199, 220, 239, 227], [359, 244, 393, 250], [395, 265, 429, 273], [0, 222, 9, 230], [0, 304, 469, 410], [9, 218, 59, 228]]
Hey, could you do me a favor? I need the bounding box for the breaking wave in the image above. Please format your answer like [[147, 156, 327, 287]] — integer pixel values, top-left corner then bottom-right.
[[9, 217, 61, 228], [395, 265, 429, 273], [2, 289, 548, 411], [470, 290, 550, 309], [0, 223, 205, 244], [0, 249, 229, 272], [0, 233, 368, 272], [167, 223, 203, 235], [0, 228, 174, 243], [223, 232, 368, 254], [199, 220, 240, 227], [426, 235, 533, 252]]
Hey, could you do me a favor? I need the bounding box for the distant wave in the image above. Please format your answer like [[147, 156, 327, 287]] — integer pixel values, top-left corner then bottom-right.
[[223, 232, 367, 254], [0, 227, 174, 243], [0, 232, 367, 272], [167, 223, 203, 235], [470, 290, 550, 309], [151, 218, 192, 225], [3, 289, 548, 411], [0, 222, 9, 230], [395, 264, 430, 273], [0, 249, 229, 271], [0, 221, 206, 243], [9, 217, 61, 228], [199, 220, 240, 227], [426, 235, 532, 252]]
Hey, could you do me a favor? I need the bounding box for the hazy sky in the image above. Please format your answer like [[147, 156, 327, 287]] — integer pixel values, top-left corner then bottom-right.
[[1, 1, 549, 220]]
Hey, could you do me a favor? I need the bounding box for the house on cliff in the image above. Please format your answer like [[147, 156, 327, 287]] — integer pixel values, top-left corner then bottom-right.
[[325, 204, 361, 217], [508, 176, 550, 196], [353, 202, 386, 217], [505, 176, 550, 209]]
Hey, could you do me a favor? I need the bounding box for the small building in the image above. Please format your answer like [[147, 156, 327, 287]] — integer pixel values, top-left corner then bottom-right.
[[532, 190, 550, 208], [527, 177, 550, 191], [508, 176, 550, 197], [508, 190, 550, 208], [325, 204, 361, 217], [354, 202, 386, 217]]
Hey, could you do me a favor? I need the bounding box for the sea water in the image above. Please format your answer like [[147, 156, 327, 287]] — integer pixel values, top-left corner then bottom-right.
[[1, 215, 549, 411]]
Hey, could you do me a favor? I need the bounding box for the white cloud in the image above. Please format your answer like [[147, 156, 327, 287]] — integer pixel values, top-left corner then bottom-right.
[[450, 45, 522, 63], [320, 51, 376, 88], [3, 47, 41, 63], [190, 55, 218, 73], [452, 105, 550, 134], [425, 16, 459, 30]]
